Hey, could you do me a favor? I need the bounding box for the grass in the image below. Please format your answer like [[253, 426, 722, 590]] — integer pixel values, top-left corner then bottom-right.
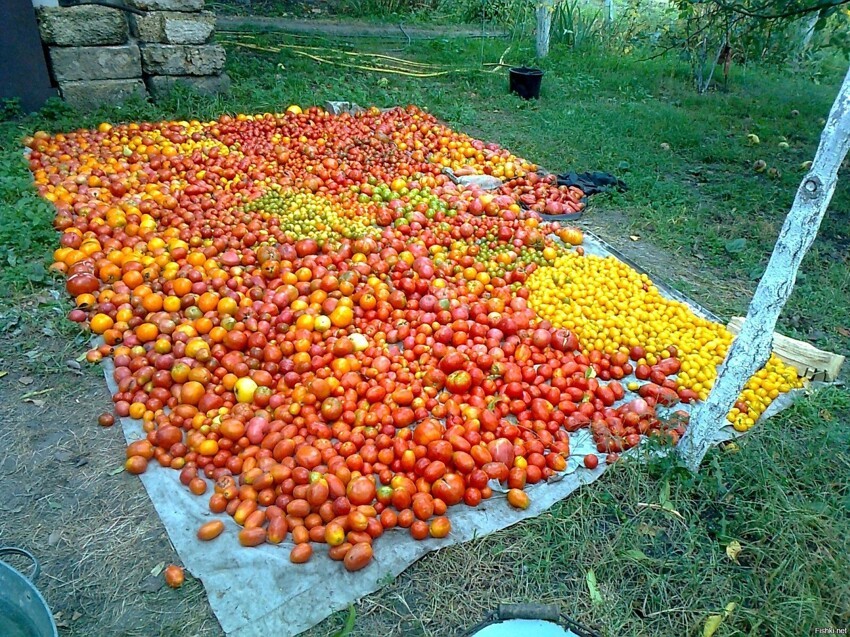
[[1, 32, 849, 636]]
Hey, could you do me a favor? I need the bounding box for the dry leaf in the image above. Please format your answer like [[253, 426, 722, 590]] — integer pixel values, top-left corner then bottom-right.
[[819, 410, 833, 422], [0, 371, 8, 379], [629, 235, 640, 241], [703, 613, 724, 637], [637, 522, 660, 536], [18, 376, 34, 385], [150, 561, 166, 576], [837, 327, 850, 337], [139, 574, 164, 593], [726, 540, 742, 563], [704, 602, 738, 636], [71, 611, 82, 621], [54, 612, 69, 629], [24, 398, 45, 407], [21, 388, 52, 400]]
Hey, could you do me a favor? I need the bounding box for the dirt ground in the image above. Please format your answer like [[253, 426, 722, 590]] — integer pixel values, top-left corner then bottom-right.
[[0, 293, 221, 637]]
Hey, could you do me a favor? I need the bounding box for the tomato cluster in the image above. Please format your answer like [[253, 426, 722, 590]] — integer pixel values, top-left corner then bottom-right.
[[30, 106, 695, 572], [500, 172, 585, 216]]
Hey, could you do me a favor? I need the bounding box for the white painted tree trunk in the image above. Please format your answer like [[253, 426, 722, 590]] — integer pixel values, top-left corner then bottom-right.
[[798, 11, 820, 53], [677, 64, 850, 472], [604, 0, 614, 27], [536, 0, 554, 58]]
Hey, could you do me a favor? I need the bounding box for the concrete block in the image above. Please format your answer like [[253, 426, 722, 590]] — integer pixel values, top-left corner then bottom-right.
[[59, 78, 147, 109], [126, 0, 204, 12], [145, 73, 231, 98], [49, 44, 142, 82], [131, 11, 215, 44], [140, 43, 225, 76], [37, 5, 128, 46]]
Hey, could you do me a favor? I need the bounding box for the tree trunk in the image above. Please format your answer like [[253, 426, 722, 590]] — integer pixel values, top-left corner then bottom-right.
[[604, 0, 614, 27], [536, 0, 554, 58], [677, 63, 850, 472], [798, 11, 820, 54]]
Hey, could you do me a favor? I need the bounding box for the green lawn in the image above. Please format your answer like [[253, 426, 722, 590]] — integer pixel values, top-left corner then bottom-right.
[[1, 34, 848, 636]]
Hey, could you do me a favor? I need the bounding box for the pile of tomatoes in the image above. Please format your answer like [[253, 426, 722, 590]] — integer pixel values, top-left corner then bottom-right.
[[500, 173, 585, 217], [27, 105, 781, 573]]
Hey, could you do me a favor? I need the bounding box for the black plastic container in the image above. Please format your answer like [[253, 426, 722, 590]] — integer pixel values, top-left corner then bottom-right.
[[509, 67, 544, 99]]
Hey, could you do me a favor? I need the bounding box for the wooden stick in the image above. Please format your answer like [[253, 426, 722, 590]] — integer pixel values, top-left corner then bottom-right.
[[726, 317, 844, 382]]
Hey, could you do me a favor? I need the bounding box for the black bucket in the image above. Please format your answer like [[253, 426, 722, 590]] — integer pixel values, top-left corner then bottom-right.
[[509, 67, 544, 99]]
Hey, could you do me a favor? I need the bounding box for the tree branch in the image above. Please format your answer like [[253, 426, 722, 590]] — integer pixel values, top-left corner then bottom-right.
[[711, 0, 849, 21]]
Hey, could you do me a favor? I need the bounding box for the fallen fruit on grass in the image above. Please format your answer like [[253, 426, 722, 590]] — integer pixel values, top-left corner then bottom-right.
[[747, 133, 760, 145], [197, 520, 225, 541], [164, 565, 184, 588], [754, 159, 768, 172], [98, 412, 115, 427], [583, 454, 599, 470]]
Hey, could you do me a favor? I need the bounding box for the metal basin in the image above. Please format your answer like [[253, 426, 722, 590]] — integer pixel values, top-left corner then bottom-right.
[[0, 548, 58, 637]]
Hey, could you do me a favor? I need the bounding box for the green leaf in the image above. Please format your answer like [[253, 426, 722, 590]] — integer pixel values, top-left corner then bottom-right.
[[659, 480, 671, 508], [622, 548, 652, 562], [724, 238, 747, 254], [332, 605, 356, 637], [748, 265, 765, 280], [586, 569, 603, 605]]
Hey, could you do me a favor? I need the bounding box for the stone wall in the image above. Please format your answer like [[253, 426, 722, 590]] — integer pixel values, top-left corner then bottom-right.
[[35, 1, 228, 109]]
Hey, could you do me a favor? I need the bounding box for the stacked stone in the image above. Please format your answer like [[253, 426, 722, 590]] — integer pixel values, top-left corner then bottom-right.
[[36, 5, 146, 108], [127, 0, 230, 99]]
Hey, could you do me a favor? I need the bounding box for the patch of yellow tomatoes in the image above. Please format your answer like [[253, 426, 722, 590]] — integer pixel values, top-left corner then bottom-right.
[[527, 251, 803, 431]]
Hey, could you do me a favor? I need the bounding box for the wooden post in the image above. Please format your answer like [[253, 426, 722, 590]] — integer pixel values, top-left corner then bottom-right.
[[536, 0, 554, 58], [677, 63, 850, 472]]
